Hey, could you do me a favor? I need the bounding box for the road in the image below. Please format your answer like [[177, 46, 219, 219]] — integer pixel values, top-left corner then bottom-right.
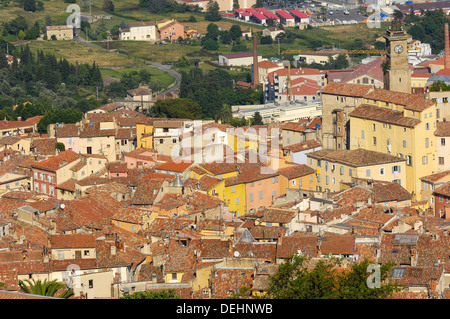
[[148, 61, 182, 96]]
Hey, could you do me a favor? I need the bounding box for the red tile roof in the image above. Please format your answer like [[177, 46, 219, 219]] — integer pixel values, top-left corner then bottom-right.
[[307, 148, 405, 167], [154, 160, 194, 173], [276, 10, 294, 19], [349, 104, 422, 128], [258, 60, 280, 69], [435, 121, 450, 137], [49, 234, 97, 249], [31, 149, 80, 172], [364, 89, 434, 112], [320, 82, 372, 97], [282, 140, 322, 153], [420, 170, 450, 183]]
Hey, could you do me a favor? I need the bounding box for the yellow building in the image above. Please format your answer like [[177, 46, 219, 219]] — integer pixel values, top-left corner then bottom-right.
[[348, 89, 436, 199], [278, 163, 316, 194], [307, 148, 407, 193], [136, 118, 155, 149], [196, 162, 246, 216]]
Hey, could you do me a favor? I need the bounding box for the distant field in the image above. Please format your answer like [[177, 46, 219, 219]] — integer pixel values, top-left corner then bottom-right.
[[26, 39, 139, 67], [100, 66, 175, 89], [94, 40, 214, 64]]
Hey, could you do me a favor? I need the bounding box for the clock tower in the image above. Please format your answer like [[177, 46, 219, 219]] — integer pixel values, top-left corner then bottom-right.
[[383, 19, 411, 94]]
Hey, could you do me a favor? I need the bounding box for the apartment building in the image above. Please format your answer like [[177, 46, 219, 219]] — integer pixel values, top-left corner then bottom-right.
[[306, 148, 407, 193], [348, 89, 436, 199]]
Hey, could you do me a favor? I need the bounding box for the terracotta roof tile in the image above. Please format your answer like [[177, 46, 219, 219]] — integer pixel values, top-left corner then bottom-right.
[[307, 148, 405, 167], [320, 82, 372, 97], [278, 164, 315, 179], [349, 104, 422, 127], [31, 150, 80, 171], [49, 234, 97, 249], [435, 121, 450, 137], [364, 89, 434, 112], [420, 170, 450, 183]]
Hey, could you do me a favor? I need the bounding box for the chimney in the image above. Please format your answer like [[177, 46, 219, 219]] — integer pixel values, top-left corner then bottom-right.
[[252, 36, 259, 86], [445, 23, 450, 69]]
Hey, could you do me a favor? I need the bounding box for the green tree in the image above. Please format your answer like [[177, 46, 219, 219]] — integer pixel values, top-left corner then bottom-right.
[[205, 0, 221, 21], [233, 0, 239, 9], [150, 98, 202, 119], [429, 80, 450, 91], [252, 0, 263, 8], [393, 9, 403, 21], [55, 142, 65, 152], [266, 256, 399, 299], [229, 24, 242, 41], [206, 23, 219, 39], [202, 38, 219, 50], [19, 279, 74, 298], [23, 0, 36, 12], [120, 289, 180, 299], [103, 0, 115, 12], [251, 111, 263, 125]]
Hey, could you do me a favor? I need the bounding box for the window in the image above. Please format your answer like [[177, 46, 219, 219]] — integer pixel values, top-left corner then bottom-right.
[[372, 123, 376, 131], [422, 156, 428, 165], [407, 156, 412, 166], [259, 191, 263, 199], [442, 138, 446, 146], [231, 186, 235, 193], [250, 193, 254, 202], [380, 168, 385, 176], [272, 191, 277, 197], [349, 169, 352, 176], [84, 250, 90, 256], [439, 157, 445, 165], [425, 138, 429, 148], [292, 180, 296, 186], [332, 177, 336, 185], [236, 197, 240, 205], [326, 176, 329, 185], [425, 123, 430, 130], [366, 169, 371, 177], [372, 137, 377, 146], [325, 161, 328, 172], [403, 140, 407, 148], [361, 130, 365, 139]]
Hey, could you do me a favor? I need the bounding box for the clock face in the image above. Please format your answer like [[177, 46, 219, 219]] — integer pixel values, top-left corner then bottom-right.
[[394, 45, 403, 54]]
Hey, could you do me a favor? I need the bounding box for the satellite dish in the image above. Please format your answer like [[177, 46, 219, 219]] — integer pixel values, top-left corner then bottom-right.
[[60, 204, 65, 210], [234, 251, 240, 258]]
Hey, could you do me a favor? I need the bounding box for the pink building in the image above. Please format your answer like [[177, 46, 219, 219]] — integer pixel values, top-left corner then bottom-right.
[[159, 20, 185, 41], [123, 148, 158, 169], [54, 123, 80, 153]]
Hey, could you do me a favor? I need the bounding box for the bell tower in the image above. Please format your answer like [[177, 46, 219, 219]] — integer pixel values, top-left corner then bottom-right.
[[383, 19, 411, 94]]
